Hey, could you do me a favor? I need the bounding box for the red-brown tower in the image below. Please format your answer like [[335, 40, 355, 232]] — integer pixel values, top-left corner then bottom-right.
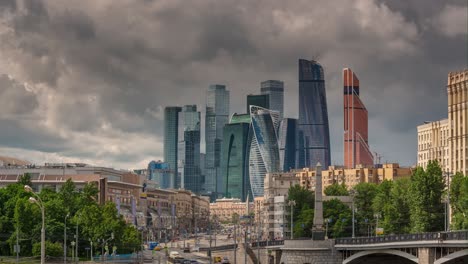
[[343, 68, 373, 168]]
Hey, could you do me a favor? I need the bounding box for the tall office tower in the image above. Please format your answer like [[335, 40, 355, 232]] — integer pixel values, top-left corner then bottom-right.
[[164, 106, 182, 188], [343, 68, 373, 168], [249, 106, 281, 197], [447, 70, 468, 174], [278, 118, 297, 172], [261, 80, 284, 119], [297, 59, 331, 169], [247, 94, 269, 113], [177, 105, 201, 194], [205, 84, 230, 199], [147, 160, 171, 189], [221, 113, 251, 201]]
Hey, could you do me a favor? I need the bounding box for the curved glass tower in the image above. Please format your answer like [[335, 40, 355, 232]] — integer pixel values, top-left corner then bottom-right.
[[297, 59, 331, 168], [248, 106, 281, 197]]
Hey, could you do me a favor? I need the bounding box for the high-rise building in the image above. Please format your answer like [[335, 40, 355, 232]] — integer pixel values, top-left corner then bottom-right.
[[297, 59, 331, 168], [164, 106, 182, 188], [248, 106, 281, 197], [178, 105, 201, 194], [261, 80, 284, 119], [417, 69, 468, 174], [247, 94, 269, 113], [278, 118, 297, 172], [221, 113, 251, 201], [343, 68, 373, 168], [447, 70, 468, 174], [147, 160, 171, 189], [205, 84, 230, 198]]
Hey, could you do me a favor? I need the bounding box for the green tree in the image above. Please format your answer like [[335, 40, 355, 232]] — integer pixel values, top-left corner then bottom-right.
[[287, 184, 314, 224], [18, 173, 32, 187], [324, 198, 352, 238], [32, 241, 63, 257], [387, 178, 411, 234], [293, 204, 314, 238], [353, 182, 377, 236], [324, 183, 349, 196], [372, 180, 394, 234], [409, 161, 445, 232], [450, 173, 468, 230]]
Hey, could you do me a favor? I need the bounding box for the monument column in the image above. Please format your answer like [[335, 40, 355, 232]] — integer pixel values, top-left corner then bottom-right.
[[312, 162, 325, 240]]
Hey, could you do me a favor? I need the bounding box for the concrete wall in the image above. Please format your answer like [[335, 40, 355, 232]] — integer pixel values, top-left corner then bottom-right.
[[279, 240, 341, 264]]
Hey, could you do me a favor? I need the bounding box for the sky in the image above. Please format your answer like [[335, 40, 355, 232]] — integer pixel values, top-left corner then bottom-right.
[[0, 0, 466, 169]]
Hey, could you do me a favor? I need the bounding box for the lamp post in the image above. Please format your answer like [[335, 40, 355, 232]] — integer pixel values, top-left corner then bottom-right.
[[445, 170, 452, 232], [288, 200, 296, 239], [374, 213, 380, 236], [349, 190, 356, 238], [75, 213, 82, 264], [25, 185, 45, 264], [64, 213, 70, 264], [324, 218, 332, 239]]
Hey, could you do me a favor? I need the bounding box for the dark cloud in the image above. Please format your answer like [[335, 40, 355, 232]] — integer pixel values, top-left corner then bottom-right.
[[0, 0, 466, 168]]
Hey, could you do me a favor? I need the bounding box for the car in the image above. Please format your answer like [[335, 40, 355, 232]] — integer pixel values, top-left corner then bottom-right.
[[169, 251, 181, 258], [153, 245, 163, 251]]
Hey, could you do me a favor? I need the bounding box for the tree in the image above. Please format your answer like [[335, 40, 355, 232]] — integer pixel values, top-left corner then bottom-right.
[[287, 184, 314, 224], [324, 183, 349, 196], [372, 180, 394, 234], [352, 182, 377, 236], [293, 204, 314, 238], [388, 178, 411, 234], [450, 173, 468, 230], [324, 198, 352, 238], [409, 161, 445, 232], [18, 173, 32, 187]]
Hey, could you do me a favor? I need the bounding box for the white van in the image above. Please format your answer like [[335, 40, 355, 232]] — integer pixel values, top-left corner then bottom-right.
[[169, 251, 181, 259]]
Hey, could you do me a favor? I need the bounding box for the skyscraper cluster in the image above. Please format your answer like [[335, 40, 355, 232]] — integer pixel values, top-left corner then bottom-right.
[[163, 59, 374, 201]]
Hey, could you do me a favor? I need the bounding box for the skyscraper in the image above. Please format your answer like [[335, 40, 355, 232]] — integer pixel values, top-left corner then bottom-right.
[[343, 68, 373, 168], [164, 106, 182, 188], [278, 118, 297, 172], [178, 105, 201, 193], [248, 106, 281, 197], [147, 160, 171, 189], [205, 84, 230, 198], [247, 94, 269, 113], [261, 80, 284, 119], [221, 113, 251, 201], [297, 59, 331, 168]]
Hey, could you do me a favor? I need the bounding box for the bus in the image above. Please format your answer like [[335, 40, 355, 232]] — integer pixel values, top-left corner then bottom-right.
[[148, 241, 159, 250]]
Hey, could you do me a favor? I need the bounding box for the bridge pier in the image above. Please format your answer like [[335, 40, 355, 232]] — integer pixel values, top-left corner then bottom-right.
[[419, 248, 436, 264]]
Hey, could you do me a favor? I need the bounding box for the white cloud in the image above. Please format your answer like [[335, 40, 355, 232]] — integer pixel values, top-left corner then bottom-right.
[[433, 4, 467, 38]]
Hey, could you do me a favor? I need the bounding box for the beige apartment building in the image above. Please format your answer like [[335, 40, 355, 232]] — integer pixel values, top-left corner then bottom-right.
[[417, 69, 468, 175], [210, 197, 252, 223], [295, 163, 412, 192]]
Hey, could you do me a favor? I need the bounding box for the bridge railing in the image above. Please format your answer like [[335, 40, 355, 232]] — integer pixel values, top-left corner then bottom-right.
[[199, 244, 238, 252], [336, 230, 468, 245], [251, 240, 284, 248]]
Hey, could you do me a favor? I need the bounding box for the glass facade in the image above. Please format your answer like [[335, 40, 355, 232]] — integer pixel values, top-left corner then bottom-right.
[[164, 106, 182, 188], [220, 120, 251, 201], [297, 59, 331, 168], [177, 105, 201, 194], [247, 94, 269, 113], [278, 118, 297, 172], [249, 106, 281, 197], [147, 161, 171, 189], [261, 80, 284, 119], [205, 84, 230, 198]]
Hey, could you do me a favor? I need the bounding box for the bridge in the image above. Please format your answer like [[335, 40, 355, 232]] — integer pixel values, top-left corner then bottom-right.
[[335, 230, 468, 264]]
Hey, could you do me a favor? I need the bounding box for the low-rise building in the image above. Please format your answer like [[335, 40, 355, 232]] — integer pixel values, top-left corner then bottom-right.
[[210, 197, 253, 223], [295, 163, 412, 192]]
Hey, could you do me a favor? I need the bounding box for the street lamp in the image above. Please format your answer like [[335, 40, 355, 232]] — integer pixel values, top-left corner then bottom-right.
[[25, 185, 45, 264], [374, 213, 381, 236], [324, 218, 332, 239], [288, 200, 296, 239], [64, 213, 70, 264], [349, 190, 356, 238], [445, 170, 453, 232]]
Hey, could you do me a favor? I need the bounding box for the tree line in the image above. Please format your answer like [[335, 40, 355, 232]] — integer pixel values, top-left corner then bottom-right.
[[0, 174, 141, 258], [288, 161, 468, 238]]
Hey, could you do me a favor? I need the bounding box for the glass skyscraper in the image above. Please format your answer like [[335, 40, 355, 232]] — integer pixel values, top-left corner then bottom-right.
[[261, 80, 284, 119], [278, 118, 297, 172], [221, 113, 251, 201], [297, 59, 331, 168], [164, 106, 182, 188], [147, 160, 171, 189], [247, 94, 269, 113], [205, 84, 230, 199], [177, 105, 201, 194], [248, 106, 281, 197]]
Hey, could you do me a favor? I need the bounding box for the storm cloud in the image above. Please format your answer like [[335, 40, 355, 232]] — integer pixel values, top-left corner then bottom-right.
[[0, 0, 466, 168]]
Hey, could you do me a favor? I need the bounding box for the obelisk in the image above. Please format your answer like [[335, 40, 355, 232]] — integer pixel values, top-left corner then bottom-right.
[[312, 162, 325, 240]]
